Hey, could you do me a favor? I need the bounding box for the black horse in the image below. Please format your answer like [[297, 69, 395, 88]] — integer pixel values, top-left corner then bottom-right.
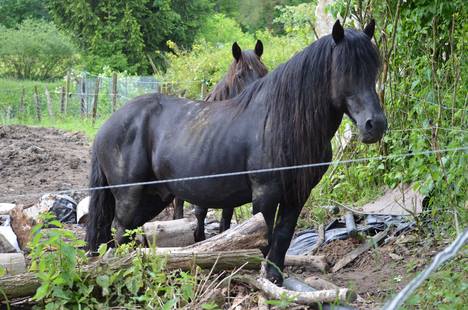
[[172, 40, 268, 242], [86, 20, 387, 285]]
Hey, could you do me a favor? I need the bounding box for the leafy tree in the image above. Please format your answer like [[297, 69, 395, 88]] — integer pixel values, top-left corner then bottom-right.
[[215, 0, 311, 33], [274, 2, 316, 38], [0, 0, 49, 28], [0, 19, 77, 80], [196, 13, 246, 44], [47, 0, 213, 74]]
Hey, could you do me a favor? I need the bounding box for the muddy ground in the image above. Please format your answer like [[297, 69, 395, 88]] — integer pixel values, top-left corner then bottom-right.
[[0, 125, 436, 309], [0, 125, 90, 205]]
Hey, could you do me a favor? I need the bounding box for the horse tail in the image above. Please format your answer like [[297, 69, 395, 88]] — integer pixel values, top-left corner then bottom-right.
[[85, 147, 115, 252]]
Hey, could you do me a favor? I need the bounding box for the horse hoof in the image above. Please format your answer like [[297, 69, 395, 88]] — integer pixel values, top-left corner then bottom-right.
[[193, 232, 206, 243], [266, 269, 284, 286]]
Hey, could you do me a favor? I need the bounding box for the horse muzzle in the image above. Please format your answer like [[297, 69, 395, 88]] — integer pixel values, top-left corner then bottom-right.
[[358, 115, 387, 143]]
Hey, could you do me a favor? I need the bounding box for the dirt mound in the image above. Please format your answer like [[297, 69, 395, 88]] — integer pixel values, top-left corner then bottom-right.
[[0, 125, 90, 205]]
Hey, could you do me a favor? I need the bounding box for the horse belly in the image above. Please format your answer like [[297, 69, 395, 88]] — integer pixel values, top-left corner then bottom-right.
[[168, 175, 252, 209]]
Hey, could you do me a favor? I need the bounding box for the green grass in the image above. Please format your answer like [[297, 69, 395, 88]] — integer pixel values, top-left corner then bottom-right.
[[0, 78, 62, 109], [1, 77, 111, 139], [2, 116, 105, 139]]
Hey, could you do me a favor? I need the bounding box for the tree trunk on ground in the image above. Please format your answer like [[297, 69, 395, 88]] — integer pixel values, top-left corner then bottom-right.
[[235, 275, 357, 305], [0, 249, 263, 300], [284, 255, 329, 272], [148, 213, 268, 253], [144, 218, 197, 247], [0, 253, 26, 275]]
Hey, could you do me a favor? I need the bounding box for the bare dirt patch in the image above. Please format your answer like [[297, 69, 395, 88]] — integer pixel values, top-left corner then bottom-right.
[[283, 233, 442, 309], [0, 125, 90, 205]]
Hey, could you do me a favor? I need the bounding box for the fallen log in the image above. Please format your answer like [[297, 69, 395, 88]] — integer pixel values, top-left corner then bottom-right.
[[332, 228, 389, 273], [284, 255, 328, 272], [0, 249, 263, 300], [166, 212, 268, 252], [140, 248, 263, 271], [0, 253, 26, 275], [235, 275, 356, 305], [144, 212, 267, 249], [144, 218, 197, 247]]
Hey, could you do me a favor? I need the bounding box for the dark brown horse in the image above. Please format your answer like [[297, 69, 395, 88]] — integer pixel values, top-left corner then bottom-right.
[[172, 40, 268, 242], [86, 20, 386, 285]]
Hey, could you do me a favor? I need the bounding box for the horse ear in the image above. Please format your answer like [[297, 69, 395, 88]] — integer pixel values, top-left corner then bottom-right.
[[363, 19, 375, 39], [332, 19, 344, 44], [232, 42, 242, 62], [254, 40, 263, 58]]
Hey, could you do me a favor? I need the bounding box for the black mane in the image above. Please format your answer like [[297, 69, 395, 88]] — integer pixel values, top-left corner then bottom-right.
[[233, 30, 381, 197]]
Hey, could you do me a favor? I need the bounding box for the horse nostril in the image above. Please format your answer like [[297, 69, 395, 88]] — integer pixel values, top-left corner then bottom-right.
[[365, 119, 373, 131]]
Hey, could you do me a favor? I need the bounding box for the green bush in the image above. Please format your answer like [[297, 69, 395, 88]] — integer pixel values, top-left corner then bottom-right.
[[0, 19, 78, 80]]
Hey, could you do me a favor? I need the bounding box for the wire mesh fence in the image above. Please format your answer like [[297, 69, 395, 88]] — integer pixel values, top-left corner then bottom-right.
[[0, 72, 206, 123]]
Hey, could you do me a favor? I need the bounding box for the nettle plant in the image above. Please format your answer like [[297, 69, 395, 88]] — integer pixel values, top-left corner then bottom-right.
[[28, 213, 92, 308], [26, 215, 219, 309]]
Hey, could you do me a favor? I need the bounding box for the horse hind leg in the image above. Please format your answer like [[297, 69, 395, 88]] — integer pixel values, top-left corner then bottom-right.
[[112, 186, 171, 246], [219, 208, 234, 232], [194, 206, 208, 242], [173, 198, 184, 219]]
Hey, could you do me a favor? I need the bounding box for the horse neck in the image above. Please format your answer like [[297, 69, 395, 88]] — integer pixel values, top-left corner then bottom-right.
[[254, 43, 344, 165]]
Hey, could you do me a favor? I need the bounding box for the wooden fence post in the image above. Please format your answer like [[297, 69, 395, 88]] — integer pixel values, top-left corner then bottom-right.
[[33, 86, 41, 122], [45, 87, 54, 118], [80, 76, 86, 117], [60, 86, 66, 114], [18, 88, 25, 119], [112, 72, 118, 112], [92, 78, 100, 125], [64, 71, 70, 114]]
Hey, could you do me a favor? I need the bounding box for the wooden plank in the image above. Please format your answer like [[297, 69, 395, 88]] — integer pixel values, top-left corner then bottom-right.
[[332, 229, 390, 273]]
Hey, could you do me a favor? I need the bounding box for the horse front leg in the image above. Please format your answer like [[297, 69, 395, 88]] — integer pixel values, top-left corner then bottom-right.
[[265, 198, 303, 285]]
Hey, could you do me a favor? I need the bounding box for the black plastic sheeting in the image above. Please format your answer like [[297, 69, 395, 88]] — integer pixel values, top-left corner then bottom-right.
[[287, 214, 415, 256], [49, 195, 77, 224]]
